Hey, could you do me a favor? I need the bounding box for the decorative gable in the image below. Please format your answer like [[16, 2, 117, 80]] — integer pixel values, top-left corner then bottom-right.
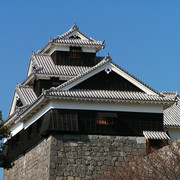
[[9, 85, 37, 116], [72, 70, 143, 92], [39, 24, 105, 54], [56, 55, 158, 95]]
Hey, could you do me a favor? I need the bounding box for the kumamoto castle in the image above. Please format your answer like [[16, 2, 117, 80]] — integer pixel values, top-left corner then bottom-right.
[[3, 24, 180, 179]]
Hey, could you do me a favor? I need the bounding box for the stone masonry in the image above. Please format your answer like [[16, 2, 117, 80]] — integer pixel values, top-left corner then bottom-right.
[[4, 135, 146, 180], [3, 138, 51, 180]]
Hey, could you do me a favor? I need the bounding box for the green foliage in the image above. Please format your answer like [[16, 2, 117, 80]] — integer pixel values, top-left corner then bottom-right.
[[0, 111, 12, 168], [0, 111, 10, 143]]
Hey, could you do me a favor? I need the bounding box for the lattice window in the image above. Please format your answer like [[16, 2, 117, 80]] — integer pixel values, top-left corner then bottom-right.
[[70, 47, 82, 59]]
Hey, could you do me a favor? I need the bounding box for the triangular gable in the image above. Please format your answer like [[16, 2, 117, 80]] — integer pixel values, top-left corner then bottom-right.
[[26, 55, 35, 77], [55, 56, 158, 95], [56, 24, 91, 41], [72, 70, 143, 92], [9, 85, 37, 116], [9, 91, 23, 116], [26, 53, 42, 77], [39, 24, 105, 54]]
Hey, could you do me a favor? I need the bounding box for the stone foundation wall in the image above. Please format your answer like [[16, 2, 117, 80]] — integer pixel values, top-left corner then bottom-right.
[[3, 138, 51, 180], [4, 135, 146, 180], [49, 135, 146, 180]]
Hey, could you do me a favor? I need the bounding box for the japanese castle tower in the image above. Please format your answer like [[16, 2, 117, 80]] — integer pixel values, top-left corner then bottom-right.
[[3, 24, 177, 180]]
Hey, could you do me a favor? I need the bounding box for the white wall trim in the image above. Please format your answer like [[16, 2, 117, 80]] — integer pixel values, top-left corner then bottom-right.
[[24, 101, 53, 129], [11, 122, 24, 137], [9, 92, 19, 116], [51, 100, 163, 113]]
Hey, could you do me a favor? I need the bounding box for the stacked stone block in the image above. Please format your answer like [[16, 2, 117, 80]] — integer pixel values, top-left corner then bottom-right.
[[4, 135, 146, 180]]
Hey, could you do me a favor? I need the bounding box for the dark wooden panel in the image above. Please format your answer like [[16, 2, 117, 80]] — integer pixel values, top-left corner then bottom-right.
[[51, 50, 98, 67], [50, 109, 78, 132], [33, 78, 66, 97], [72, 71, 143, 91]]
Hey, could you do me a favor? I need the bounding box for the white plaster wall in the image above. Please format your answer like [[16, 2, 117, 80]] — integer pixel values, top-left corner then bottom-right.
[[167, 128, 180, 142], [51, 99, 164, 114]]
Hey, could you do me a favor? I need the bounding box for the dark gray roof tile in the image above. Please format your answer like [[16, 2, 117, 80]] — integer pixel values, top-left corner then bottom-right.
[[46, 89, 176, 103], [164, 96, 180, 127]]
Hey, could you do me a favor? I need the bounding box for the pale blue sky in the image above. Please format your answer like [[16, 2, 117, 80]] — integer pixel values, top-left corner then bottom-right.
[[1, 1, 180, 179]]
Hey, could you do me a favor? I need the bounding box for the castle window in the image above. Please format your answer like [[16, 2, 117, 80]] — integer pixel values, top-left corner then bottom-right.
[[37, 119, 42, 133], [70, 47, 82, 59], [16, 99, 23, 108], [58, 113, 78, 131], [50, 110, 79, 132], [51, 77, 60, 87], [97, 113, 117, 125], [28, 126, 33, 140]]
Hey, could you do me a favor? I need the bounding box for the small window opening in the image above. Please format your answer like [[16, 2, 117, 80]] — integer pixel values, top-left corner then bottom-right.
[[28, 126, 33, 140], [37, 119, 42, 133], [96, 113, 117, 125], [70, 47, 82, 59], [51, 77, 60, 87], [15, 134, 20, 146], [16, 99, 23, 107]]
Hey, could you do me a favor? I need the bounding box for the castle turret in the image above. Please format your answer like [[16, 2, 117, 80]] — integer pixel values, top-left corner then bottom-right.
[[3, 25, 174, 180]]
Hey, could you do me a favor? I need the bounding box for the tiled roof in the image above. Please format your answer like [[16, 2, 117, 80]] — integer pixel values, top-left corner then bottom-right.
[[55, 55, 112, 90], [52, 24, 104, 47], [164, 96, 180, 127], [53, 39, 104, 46], [45, 89, 175, 104], [56, 24, 90, 40], [40, 24, 105, 53], [30, 53, 90, 76], [143, 131, 170, 140], [16, 84, 37, 105]]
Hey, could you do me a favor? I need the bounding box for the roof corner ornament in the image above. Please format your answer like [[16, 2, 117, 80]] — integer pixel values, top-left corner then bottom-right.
[[175, 92, 178, 105], [16, 83, 21, 88], [49, 37, 53, 42], [105, 53, 112, 61], [102, 40, 105, 49], [15, 94, 20, 101], [71, 23, 79, 31]]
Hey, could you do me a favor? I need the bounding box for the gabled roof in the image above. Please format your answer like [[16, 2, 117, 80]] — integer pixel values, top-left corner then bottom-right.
[[9, 84, 37, 116], [26, 53, 90, 78], [40, 24, 105, 54], [163, 93, 180, 127], [54, 55, 159, 95], [56, 24, 92, 40]]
